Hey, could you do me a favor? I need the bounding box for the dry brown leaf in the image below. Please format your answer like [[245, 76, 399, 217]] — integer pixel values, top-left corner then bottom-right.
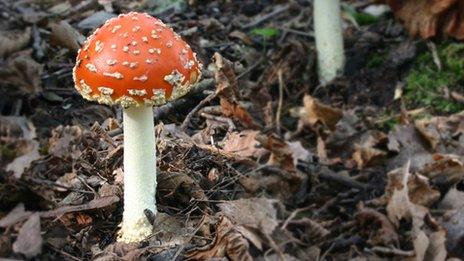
[[352, 131, 388, 169], [386, 0, 464, 39], [229, 30, 253, 45], [40, 196, 119, 218], [296, 95, 343, 131], [256, 134, 305, 172], [0, 27, 31, 58], [50, 21, 85, 52], [419, 154, 464, 186], [440, 209, 464, 257], [0, 204, 32, 228], [0, 53, 43, 95], [285, 218, 329, 242], [0, 116, 36, 141], [12, 213, 42, 258], [383, 162, 447, 260], [185, 216, 252, 261], [415, 119, 440, 150], [218, 198, 278, 233], [384, 162, 440, 209], [2, 116, 40, 178], [352, 145, 387, 169], [222, 130, 266, 158], [157, 171, 207, 209], [6, 140, 40, 179], [218, 198, 279, 251], [213, 52, 258, 129], [438, 187, 464, 210], [48, 125, 84, 160], [355, 207, 399, 246]]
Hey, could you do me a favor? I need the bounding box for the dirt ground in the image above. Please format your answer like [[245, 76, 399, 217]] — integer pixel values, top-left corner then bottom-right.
[[0, 0, 463, 260]]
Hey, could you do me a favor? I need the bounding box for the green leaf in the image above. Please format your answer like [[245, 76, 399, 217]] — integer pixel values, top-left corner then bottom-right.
[[342, 3, 378, 26], [250, 27, 280, 39]]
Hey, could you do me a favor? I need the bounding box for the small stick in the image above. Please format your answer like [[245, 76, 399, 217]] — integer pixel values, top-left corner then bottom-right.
[[181, 91, 218, 131], [369, 246, 414, 257], [276, 69, 284, 134], [242, 5, 289, 29]]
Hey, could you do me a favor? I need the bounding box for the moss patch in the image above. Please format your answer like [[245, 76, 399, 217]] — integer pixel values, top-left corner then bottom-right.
[[404, 42, 464, 113]]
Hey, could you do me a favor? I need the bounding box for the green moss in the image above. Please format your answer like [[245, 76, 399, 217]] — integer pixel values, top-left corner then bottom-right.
[[367, 51, 387, 68], [404, 43, 464, 113], [0, 144, 17, 160]]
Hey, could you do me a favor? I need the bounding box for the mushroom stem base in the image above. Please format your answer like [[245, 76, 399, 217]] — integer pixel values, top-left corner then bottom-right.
[[118, 217, 153, 243], [118, 105, 157, 243]]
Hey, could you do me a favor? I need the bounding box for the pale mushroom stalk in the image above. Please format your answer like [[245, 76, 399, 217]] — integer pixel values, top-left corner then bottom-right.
[[119, 106, 156, 242], [314, 0, 345, 84]]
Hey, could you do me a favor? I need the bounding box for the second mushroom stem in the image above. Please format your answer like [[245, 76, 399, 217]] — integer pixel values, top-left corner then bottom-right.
[[121, 105, 157, 241], [314, 0, 345, 84]]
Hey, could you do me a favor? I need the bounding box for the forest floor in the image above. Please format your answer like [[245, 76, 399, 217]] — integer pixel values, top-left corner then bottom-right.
[[1, 0, 464, 260]]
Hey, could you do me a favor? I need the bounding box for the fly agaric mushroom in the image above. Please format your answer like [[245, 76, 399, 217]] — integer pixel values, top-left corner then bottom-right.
[[313, 0, 345, 84], [72, 12, 201, 243]]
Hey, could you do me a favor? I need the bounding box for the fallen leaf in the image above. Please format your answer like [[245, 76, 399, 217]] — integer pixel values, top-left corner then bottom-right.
[[77, 11, 117, 29], [213, 52, 258, 129], [6, 140, 40, 179], [386, 124, 434, 172], [257, 134, 294, 171], [438, 187, 464, 210], [218, 198, 278, 233], [385, 0, 464, 39], [12, 213, 42, 258], [355, 207, 399, 246], [0, 27, 31, 58], [0, 203, 32, 228], [150, 212, 194, 247], [352, 145, 387, 169], [383, 162, 447, 260], [157, 171, 207, 209], [383, 162, 440, 209], [48, 125, 84, 160], [185, 216, 252, 261], [229, 30, 253, 45], [440, 209, 464, 257], [222, 130, 265, 158], [419, 154, 464, 186], [298, 95, 343, 131], [50, 21, 85, 52], [40, 196, 119, 218], [0, 53, 43, 95], [285, 218, 329, 242], [415, 119, 440, 150]]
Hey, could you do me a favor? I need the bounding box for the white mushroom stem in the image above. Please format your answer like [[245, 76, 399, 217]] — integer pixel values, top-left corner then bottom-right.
[[119, 105, 157, 243], [314, 0, 345, 85]]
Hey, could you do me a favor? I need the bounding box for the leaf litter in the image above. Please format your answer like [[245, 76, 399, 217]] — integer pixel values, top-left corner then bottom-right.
[[0, 0, 464, 260]]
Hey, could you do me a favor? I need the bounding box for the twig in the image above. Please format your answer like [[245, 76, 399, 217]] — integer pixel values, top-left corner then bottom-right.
[[242, 4, 290, 29], [313, 166, 369, 190], [281, 206, 312, 230], [237, 58, 264, 80], [199, 112, 235, 132], [276, 69, 284, 134], [47, 243, 82, 261], [427, 41, 442, 71], [277, 26, 314, 38], [369, 246, 414, 257], [172, 215, 207, 260], [181, 91, 218, 131], [154, 78, 215, 120], [26, 177, 93, 194]]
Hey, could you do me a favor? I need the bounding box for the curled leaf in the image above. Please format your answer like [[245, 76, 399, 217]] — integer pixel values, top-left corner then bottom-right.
[[386, 0, 464, 39]]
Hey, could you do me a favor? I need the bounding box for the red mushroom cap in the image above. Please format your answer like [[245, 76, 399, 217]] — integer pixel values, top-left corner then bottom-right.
[[73, 12, 202, 107]]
